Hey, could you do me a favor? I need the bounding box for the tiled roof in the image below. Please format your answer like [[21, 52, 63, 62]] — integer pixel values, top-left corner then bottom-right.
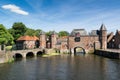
[[17, 35, 39, 41], [73, 29, 85, 31], [71, 29, 87, 36], [115, 30, 120, 35], [107, 32, 114, 42]]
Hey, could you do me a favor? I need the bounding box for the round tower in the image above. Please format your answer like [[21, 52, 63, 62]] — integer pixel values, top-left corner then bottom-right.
[[99, 24, 107, 49], [50, 31, 58, 48], [39, 31, 46, 48]]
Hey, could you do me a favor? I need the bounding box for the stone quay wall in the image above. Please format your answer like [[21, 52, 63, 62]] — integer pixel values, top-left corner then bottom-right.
[[95, 49, 120, 59], [0, 51, 13, 63]]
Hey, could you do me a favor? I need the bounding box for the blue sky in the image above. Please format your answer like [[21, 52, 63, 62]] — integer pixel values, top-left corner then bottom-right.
[[0, 0, 120, 33]]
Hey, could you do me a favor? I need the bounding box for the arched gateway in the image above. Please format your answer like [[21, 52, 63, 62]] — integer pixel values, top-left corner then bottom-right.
[[74, 47, 86, 55]]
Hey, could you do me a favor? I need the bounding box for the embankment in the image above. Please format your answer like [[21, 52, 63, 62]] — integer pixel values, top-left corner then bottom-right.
[[95, 49, 120, 59]]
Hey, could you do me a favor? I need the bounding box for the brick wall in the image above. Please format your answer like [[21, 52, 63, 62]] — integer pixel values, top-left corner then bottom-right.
[[68, 35, 99, 50]]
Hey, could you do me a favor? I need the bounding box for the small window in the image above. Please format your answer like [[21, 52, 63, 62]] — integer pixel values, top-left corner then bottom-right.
[[74, 37, 80, 42]]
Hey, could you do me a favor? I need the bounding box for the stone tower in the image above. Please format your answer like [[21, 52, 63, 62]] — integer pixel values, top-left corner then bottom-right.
[[39, 31, 46, 48], [99, 24, 107, 49], [51, 31, 58, 48]]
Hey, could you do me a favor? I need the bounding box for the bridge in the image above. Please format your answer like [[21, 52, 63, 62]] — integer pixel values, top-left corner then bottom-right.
[[6, 48, 45, 58], [0, 48, 57, 63]]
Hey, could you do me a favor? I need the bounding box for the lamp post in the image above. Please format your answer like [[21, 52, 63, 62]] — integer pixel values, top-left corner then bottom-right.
[[112, 39, 115, 48]]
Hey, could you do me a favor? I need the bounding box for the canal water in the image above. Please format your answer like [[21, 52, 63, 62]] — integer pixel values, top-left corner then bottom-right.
[[0, 54, 120, 80]]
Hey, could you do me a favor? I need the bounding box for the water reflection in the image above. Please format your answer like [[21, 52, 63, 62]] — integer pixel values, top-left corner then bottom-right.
[[0, 54, 120, 80], [74, 52, 85, 56]]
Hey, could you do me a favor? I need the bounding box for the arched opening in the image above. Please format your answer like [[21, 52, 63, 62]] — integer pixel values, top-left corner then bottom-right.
[[14, 53, 23, 60], [74, 47, 86, 55], [37, 51, 43, 56], [26, 52, 34, 58]]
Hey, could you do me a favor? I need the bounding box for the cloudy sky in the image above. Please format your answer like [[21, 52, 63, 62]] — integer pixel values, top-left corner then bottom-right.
[[0, 0, 120, 33]]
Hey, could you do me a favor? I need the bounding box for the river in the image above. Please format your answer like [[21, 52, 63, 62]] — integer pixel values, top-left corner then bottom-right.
[[0, 54, 120, 80]]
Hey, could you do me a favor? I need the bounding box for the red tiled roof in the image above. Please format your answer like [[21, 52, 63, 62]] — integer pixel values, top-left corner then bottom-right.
[[17, 35, 39, 41]]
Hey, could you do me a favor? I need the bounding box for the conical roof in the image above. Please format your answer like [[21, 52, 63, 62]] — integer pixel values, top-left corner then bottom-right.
[[100, 24, 107, 30], [116, 30, 120, 35]]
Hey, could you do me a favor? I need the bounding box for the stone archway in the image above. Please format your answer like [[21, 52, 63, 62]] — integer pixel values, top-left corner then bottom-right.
[[37, 51, 43, 56], [26, 52, 34, 58], [14, 53, 23, 59], [74, 47, 86, 55]]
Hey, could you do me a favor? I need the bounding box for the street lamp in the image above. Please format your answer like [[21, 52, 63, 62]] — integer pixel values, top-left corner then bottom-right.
[[112, 39, 115, 48]]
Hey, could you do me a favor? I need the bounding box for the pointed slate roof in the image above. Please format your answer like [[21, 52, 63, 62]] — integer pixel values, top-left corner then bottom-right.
[[100, 24, 107, 30], [115, 30, 120, 35]]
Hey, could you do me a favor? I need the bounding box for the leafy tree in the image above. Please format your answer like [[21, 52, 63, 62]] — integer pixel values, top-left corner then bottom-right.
[[34, 29, 42, 37], [9, 22, 27, 40], [24, 28, 42, 37], [24, 28, 35, 36], [8, 28, 14, 35], [0, 24, 14, 45], [46, 31, 51, 36], [45, 31, 57, 36], [58, 31, 69, 37]]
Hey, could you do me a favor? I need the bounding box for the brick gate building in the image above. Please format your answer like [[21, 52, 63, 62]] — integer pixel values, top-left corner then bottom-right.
[[39, 24, 107, 53], [15, 24, 109, 54]]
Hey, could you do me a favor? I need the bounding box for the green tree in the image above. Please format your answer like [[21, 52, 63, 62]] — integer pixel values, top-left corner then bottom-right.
[[34, 29, 42, 37], [0, 24, 14, 45], [58, 31, 69, 37], [45, 31, 51, 36], [24, 28, 35, 36], [10, 22, 27, 40], [46, 31, 57, 36], [24, 28, 42, 37]]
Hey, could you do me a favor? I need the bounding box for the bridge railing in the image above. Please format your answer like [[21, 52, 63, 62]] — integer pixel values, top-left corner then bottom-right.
[[5, 48, 44, 53]]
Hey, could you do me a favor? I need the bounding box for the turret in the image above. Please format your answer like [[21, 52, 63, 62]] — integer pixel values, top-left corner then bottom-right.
[[50, 31, 58, 48], [39, 31, 46, 48], [99, 24, 107, 49]]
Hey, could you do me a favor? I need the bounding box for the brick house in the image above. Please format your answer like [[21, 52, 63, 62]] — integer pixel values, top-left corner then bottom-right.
[[114, 30, 120, 48], [107, 30, 120, 49], [16, 36, 39, 50], [107, 32, 114, 48]]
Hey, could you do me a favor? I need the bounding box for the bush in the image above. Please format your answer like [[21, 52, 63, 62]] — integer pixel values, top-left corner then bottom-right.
[[5, 46, 12, 51]]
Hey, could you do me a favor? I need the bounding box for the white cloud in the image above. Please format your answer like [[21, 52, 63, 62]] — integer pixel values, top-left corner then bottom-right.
[[1, 4, 29, 15]]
